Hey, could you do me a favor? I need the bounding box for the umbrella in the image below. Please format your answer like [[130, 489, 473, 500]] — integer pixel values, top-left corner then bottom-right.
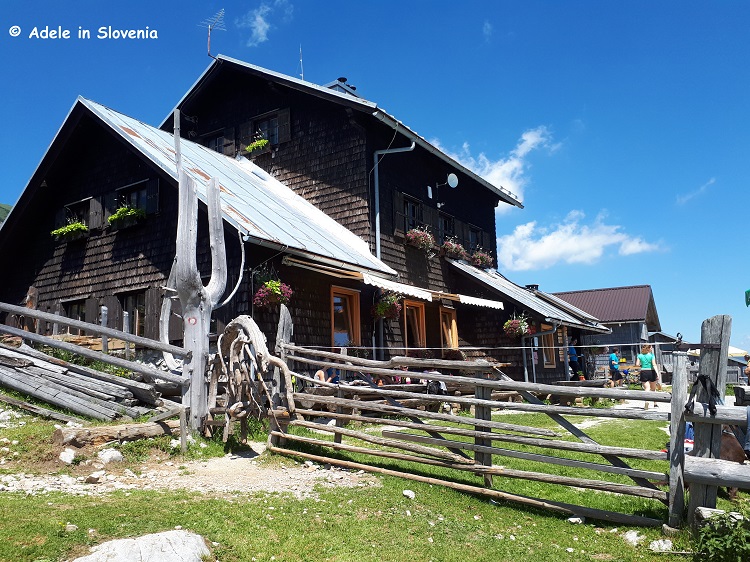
[[687, 345, 748, 357]]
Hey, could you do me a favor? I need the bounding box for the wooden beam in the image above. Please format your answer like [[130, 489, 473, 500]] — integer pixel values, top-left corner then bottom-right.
[[268, 445, 663, 527]]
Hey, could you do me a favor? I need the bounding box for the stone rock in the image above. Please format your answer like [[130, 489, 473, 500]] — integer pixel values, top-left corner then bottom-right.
[[71, 530, 210, 562], [60, 448, 76, 464], [97, 449, 123, 464], [623, 530, 643, 546], [403, 489, 416, 500], [66, 523, 79, 532], [649, 539, 673, 552], [86, 471, 106, 484], [567, 517, 584, 524]]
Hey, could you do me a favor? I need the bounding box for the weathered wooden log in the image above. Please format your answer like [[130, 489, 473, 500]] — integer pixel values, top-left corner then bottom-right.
[[11, 343, 162, 405], [688, 315, 732, 525], [293, 399, 561, 437], [11, 368, 144, 419], [0, 367, 118, 420], [268, 445, 663, 527], [294, 389, 669, 421], [290, 419, 473, 464], [273, 431, 666, 501], [25, 367, 118, 401], [382, 431, 666, 482], [0, 392, 88, 424], [53, 420, 182, 448], [0, 302, 190, 358], [685, 403, 750, 427], [684, 456, 750, 490], [285, 348, 670, 401], [0, 326, 188, 386]]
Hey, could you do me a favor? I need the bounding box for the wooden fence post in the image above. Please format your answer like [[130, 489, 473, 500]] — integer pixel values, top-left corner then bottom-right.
[[100, 306, 108, 354], [475, 377, 493, 488], [123, 311, 131, 361], [668, 351, 688, 527], [687, 315, 732, 527]]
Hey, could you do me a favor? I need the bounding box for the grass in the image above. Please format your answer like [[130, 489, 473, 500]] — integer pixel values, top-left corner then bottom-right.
[[1, 403, 747, 561]]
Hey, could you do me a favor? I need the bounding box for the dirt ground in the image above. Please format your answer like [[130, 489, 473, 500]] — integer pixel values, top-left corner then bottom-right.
[[0, 410, 380, 498]]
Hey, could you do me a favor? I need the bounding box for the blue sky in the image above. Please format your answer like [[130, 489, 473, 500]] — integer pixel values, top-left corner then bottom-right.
[[1, 1, 748, 349]]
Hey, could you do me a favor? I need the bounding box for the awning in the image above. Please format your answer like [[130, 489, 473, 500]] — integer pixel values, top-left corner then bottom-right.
[[457, 294, 504, 309], [361, 272, 433, 301]]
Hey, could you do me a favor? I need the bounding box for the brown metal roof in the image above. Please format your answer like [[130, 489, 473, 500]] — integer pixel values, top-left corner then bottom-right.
[[552, 285, 661, 330]]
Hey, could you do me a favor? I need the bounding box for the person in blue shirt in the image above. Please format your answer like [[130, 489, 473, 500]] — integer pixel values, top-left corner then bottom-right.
[[314, 367, 340, 385], [609, 347, 623, 386], [568, 338, 581, 379]]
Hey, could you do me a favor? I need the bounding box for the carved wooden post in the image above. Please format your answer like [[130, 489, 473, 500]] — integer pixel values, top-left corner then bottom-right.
[[173, 169, 227, 431], [687, 315, 731, 526], [123, 311, 131, 361], [668, 351, 688, 527]]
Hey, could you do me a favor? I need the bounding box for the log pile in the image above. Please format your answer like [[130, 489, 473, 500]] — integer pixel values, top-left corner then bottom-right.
[[0, 343, 163, 421]]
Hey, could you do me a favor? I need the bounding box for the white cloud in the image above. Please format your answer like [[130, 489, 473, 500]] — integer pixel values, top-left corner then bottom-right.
[[496, 211, 660, 271], [676, 177, 715, 205], [483, 20, 493, 43], [433, 125, 556, 212], [236, 0, 293, 47]]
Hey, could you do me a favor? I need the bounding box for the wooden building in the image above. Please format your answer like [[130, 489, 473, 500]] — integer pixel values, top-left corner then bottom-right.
[[0, 56, 608, 382]]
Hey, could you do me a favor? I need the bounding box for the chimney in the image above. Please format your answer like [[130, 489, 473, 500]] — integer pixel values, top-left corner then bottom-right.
[[525, 284, 539, 292]]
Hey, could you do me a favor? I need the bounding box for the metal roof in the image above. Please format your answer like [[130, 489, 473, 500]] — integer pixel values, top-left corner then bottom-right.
[[449, 260, 610, 333], [160, 55, 523, 209], [79, 97, 396, 277], [553, 285, 659, 327]]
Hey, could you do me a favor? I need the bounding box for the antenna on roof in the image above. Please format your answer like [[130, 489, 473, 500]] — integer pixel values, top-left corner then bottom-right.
[[198, 9, 226, 59], [299, 44, 304, 80]]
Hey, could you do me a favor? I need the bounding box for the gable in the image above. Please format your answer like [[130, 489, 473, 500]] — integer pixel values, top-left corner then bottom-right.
[[159, 55, 523, 209], [553, 285, 661, 331]]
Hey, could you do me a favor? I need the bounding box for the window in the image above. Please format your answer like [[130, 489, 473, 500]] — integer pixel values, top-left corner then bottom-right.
[[207, 134, 227, 154], [403, 300, 426, 349], [63, 300, 86, 335], [404, 198, 422, 231], [440, 307, 458, 349], [120, 291, 146, 337], [256, 115, 279, 145], [118, 183, 148, 210], [64, 200, 90, 226], [438, 213, 454, 243], [541, 324, 556, 368], [239, 108, 291, 153], [331, 287, 360, 347], [469, 226, 483, 250]]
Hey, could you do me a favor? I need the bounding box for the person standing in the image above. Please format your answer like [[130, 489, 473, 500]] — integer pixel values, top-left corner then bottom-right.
[[636, 344, 658, 408], [609, 347, 623, 387], [568, 338, 581, 380]]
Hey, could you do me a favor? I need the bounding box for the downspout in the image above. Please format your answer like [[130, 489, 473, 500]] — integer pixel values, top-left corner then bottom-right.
[[522, 322, 559, 383], [373, 141, 415, 359], [373, 141, 415, 259]]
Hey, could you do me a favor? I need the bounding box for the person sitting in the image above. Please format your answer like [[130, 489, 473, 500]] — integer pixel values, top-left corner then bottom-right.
[[314, 367, 340, 385]]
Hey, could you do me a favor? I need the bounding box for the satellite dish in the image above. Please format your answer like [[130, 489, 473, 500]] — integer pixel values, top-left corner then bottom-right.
[[447, 173, 458, 188]]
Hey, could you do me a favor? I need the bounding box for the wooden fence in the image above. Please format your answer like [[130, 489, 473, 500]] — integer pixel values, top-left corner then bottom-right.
[[266, 315, 750, 528]]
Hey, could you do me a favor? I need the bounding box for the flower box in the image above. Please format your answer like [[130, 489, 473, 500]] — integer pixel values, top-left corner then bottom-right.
[[108, 206, 146, 229], [51, 221, 89, 242], [440, 238, 467, 260], [405, 228, 435, 253], [469, 249, 494, 268]]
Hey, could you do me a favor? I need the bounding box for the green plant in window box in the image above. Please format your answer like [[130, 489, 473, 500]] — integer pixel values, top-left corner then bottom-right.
[[108, 205, 146, 228], [242, 138, 270, 155], [469, 248, 494, 268], [50, 220, 89, 241], [439, 237, 467, 260]]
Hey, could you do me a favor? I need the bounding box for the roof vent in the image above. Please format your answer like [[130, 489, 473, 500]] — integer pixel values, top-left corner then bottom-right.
[[525, 284, 539, 292], [324, 76, 359, 97]]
